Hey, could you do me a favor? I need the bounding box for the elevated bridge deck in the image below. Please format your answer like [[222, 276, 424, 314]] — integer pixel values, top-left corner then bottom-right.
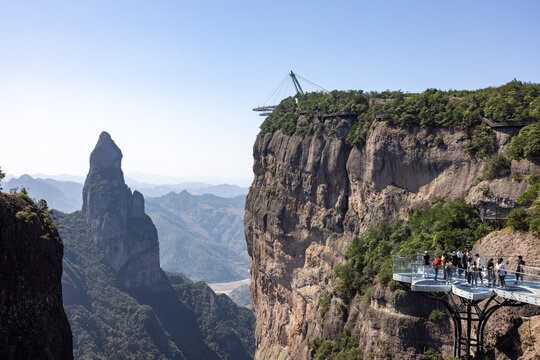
[[394, 269, 540, 305], [393, 253, 540, 358]]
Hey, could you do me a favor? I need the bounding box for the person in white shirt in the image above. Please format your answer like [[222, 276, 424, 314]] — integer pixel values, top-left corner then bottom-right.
[[474, 253, 484, 285], [497, 258, 506, 288], [457, 250, 464, 278]]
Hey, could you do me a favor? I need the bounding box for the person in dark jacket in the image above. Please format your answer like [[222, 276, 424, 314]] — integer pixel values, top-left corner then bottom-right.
[[514, 255, 525, 285], [423, 251, 430, 279], [462, 251, 469, 283], [487, 258, 495, 288]]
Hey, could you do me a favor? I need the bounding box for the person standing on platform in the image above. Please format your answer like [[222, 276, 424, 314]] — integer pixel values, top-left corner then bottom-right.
[[474, 253, 484, 285], [468, 257, 476, 288], [423, 251, 430, 279], [462, 251, 469, 281], [498, 258, 506, 288], [441, 252, 448, 281], [433, 255, 441, 282], [487, 258, 495, 288], [514, 255, 525, 285], [446, 252, 453, 284], [451, 250, 459, 278], [457, 249, 463, 277]]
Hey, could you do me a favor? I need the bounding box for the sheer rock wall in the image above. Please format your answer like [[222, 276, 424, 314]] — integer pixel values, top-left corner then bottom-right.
[[245, 119, 538, 359]]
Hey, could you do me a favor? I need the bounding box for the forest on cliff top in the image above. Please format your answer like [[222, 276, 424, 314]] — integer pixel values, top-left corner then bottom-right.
[[261, 80, 540, 151]]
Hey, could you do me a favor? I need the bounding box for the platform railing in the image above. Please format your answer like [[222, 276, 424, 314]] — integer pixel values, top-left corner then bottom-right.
[[393, 253, 540, 290], [411, 262, 425, 283], [500, 267, 540, 288], [392, 254, 416, 275], [392, 252, 540, 358]]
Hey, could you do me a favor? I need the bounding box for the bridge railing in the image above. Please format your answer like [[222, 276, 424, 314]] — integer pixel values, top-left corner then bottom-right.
[[393, 253, 540, 288], [502, 266, 540, 286], [392, 255, 417, 274]]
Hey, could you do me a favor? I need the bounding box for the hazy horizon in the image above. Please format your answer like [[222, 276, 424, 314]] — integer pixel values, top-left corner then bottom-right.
[[4, 171, 252, 187], [1, 1, 539, 184]]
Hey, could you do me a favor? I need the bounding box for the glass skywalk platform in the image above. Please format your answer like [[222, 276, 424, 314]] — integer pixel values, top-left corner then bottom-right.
[[392, 254, 540, 306], [392, 253, 540, 358]]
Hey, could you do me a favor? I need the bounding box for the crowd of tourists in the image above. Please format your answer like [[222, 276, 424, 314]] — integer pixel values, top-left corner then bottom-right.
[[422, 250, 526, 290]]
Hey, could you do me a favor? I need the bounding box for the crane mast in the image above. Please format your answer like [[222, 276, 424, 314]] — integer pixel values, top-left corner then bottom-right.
[[253, 71, 325, 116], [289, 71, 304, 95]]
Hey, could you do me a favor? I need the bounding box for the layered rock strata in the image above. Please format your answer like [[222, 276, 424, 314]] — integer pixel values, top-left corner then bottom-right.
[[244, 118, 539, 359]]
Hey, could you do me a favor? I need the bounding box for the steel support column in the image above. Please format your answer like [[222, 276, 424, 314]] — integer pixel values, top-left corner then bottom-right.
[[421, 293, 525, 358]]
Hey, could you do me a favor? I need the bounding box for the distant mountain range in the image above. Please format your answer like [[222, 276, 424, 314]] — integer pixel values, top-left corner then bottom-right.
[[5, 174, 249, 284], [132, 181, 248, 198], [4, 174, 248, 209], [4, 175, 83, 212], [146, 191, 248, 282]]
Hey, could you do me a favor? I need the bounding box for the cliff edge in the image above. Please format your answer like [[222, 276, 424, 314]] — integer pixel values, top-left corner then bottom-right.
[[0, 193, 73, 359], [245, 113, 539, 359]]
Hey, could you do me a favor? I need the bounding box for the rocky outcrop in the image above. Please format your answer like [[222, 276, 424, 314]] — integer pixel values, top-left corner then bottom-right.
[[466, 159, 539, 219], [473, 230, 540, 259], [244, 119, 538, 359], [0, 193, 73, 359], [82, 131, 166, 288], [494, 314, 540, 360], [472, 231, 540, 360]]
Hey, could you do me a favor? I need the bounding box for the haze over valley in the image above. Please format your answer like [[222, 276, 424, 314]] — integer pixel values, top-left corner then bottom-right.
[[1, 1, 540, 360]]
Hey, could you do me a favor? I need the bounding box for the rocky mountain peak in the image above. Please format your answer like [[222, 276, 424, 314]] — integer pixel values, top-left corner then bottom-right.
[[130, 190, 145, 218], [89, 131, 123, 171], [82, 131, 166, 288]]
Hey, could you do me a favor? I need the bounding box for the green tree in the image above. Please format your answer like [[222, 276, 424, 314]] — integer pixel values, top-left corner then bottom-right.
[[464, 123, 496, 159], [480, 154, 511, 180], [507, 208, 529, 231], [336, 199, 486, 299], [506, 121, 540, 161], [0, 166, 5, 191]]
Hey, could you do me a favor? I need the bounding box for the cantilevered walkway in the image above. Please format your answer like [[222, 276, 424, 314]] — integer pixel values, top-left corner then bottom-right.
[[393, 254, 540, 358]]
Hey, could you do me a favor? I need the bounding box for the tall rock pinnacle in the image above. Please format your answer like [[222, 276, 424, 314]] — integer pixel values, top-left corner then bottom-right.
[[82, 131, 166, 288]]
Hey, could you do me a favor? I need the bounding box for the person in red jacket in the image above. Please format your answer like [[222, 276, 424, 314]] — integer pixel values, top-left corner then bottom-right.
[[433, 256, 441, 282]]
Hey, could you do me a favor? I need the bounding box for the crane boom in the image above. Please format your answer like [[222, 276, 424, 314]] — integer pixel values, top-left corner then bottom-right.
[[289, 71, 304, 95], [253, 70, 324, 117]]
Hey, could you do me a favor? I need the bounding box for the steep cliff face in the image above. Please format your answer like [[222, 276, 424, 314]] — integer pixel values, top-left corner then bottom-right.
[[244, 118, 538, 359], [82, 131, 166, 288], [0, 193, 73, 360]]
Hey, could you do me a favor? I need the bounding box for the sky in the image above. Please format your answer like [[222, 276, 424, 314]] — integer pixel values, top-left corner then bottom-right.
[[1, 1, 539, 186]]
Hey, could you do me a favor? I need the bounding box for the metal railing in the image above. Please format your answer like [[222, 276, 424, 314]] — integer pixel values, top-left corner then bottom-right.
[[393, 253, 540, 290]]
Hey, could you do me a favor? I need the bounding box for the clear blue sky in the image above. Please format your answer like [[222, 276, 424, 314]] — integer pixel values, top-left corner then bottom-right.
[[1, 0, 539, 185]]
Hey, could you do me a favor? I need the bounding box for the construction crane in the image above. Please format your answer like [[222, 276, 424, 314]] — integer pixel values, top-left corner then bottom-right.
[[253, 71, 325, 117], [289, 71, 304, 95]]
